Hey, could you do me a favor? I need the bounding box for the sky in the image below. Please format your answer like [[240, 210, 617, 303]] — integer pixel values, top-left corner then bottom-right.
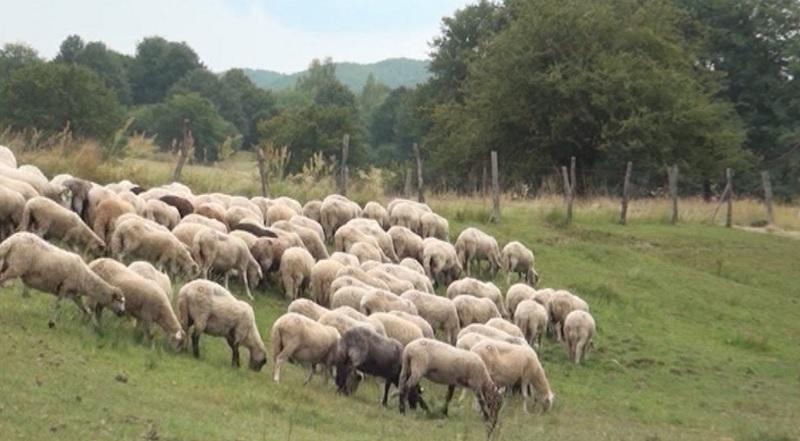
[[0, 0, 473, 73]]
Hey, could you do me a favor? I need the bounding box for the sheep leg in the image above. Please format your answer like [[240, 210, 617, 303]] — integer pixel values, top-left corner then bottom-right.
[[223, 272, 230, 290], [522, 382, 532, 414], [191, 331, 201, 358], [273, 343, 297, 383], [574, 339, 585, 364], [442, 385, 456, 416], [48, 296, 64, 328], [303, 365, 315, 385], [242, 271, 254, 300], [227, 333, 240, 368], [381, 379, 392, 406]]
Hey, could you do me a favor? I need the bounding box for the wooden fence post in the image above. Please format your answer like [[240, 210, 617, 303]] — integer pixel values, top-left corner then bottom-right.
[[561, 156, 576, 224], [489, 151, 500, 223], [620, 161, 633, 225], [404, 165, 413, 197], [172, 118, 193, 183], [338, 134, 349, 196], [413, 143, 425, 203], [668, 164, 679, 224], [255, 144, 269, 197], [482, 162, 488, 198], [725, 168, 733, 228], [761, 170, 774, 225]]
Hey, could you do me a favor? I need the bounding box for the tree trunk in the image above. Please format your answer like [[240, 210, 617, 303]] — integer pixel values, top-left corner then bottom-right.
[[413, 143, 424, 203], [761, 170, 774, 225], [489, 151, 500, 223], [668, 164, 679, 225], [620, 161, 632, 225]]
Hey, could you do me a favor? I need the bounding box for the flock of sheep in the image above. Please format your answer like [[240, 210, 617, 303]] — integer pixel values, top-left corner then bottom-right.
[[0, 144, 597, 431]]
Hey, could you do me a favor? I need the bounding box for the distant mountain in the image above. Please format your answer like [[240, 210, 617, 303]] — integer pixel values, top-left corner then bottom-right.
[[242, 58, 430, 92]]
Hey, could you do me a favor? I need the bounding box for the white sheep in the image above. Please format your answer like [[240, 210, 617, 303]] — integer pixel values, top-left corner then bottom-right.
[[272, 220, 328, 260], [330, 285, 370, 310], [388, 226, 425, 262], [320, 195, 361, 240], [453, 295, 501, 327], [288, 298, 330, 321], [180, 213, 228, 232], [266, 204, 296, 226], [502, 241, 539, 286], [564, 310, 596, 364], [446, 277, 507, 317], [361, 201, 389, 229], [128, 261, 172, 300], [375, 263, 434, 293], [271, 312, 341, 383], [302, 200, 322, 223], [360, 289, 418, 315], [422, 237, 462, 287], [549, 290, 590, 341], [368, 312, 424, 346], [329, 251, 359, 267], [20, 196, 105, 253], [485, 317, 525, 339], [111, 216, 198, 277], [290, 214, 325, 243], [506, 284, 537, 320], [400, 257, 426, 275], [419, 212, 449, 240], [192, 229, 262, 300], [455, 227, 501, 277], [335, 266, 390, 291], [514, 300, 549, 347], [279, 247, 315, 300], [389, 310, 434, 339], [400, 289, 460, 344], [318, 308, 384, 337], [0, 186, 25, 240], [92, 197, 136, 245], [143, 198, 180, 229], [388, 201, 427, 233], [310, 259, 344, 307], [0, 145, 17, 168]]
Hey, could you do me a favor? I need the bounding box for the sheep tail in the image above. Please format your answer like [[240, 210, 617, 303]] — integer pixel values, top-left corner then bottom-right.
[[176, 292, 190, 330], [110, 229, 124, 256], [17, 204, 32, 233], [270, 325, 283, 365]]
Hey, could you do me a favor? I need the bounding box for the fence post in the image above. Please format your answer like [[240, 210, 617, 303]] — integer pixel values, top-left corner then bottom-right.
[[668, 164, 679, 224], [255, 144, 269, 197], [338, 134, 349, 196], [172, 118, 193, 183], [561, 156, 576, 224], [482, 162, 488, 198], [404, 165, 413, 197], [489, 151, 500, 223], [725, 168, 734, 228], [413, 143, 425, 203], [620, 161, 633, 225], [761, 170, 774, 225]]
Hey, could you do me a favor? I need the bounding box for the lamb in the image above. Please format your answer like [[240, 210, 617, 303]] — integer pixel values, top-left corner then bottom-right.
[[128, 261, 172, 300], [388, 226, 424, 261], [455, 227, 501, 277], [89, 258, 184, 350], [177, 280, 267, 370], [0, 145, 16, 168], [92, 197, 136, 245], [360, 289, 418, 315], [400, 290, 460, 343], [400, 258, 426, 275], [453, 295, 501, 327], [20, 196, 105, 254], [506, 284, 537, 320], [419, 212, 449, 240], [470, 339, 554, 413], [446, 278, 507, 318], [180, 213, 228, 232], [193, 202, 228, 227], [422, 238, 462, 287], [486, 318, 525, 339], [111, 216, 198, 277], [266, 203, 296, 226], [271, 313, 341, 383], [0, 232, 125, 328], [514, 300, 549, 347], [330, 285, 370, 310], [366, 267, 415, 295], [389, 310, 435, 339], [159, 194, 194, 218], [563, 310, 596, 364], [320, 195, 361, 240], [361, 201, 389, 229], [272, 220, 328, 260], [279, 246, 315, 300], [310, 259, 344, 307], [143, 198, 181, 229], [548, 290, 590, 341], [0, 186, 25, 240], [368, 312, 424, 347], [502, 241, 539, 286], [349, 241, 389, 264], [302, 200, 322, 223], [290, 215, 325, 243], [334, 327, 426, 408], [192, 229, 262, 299], [398, 338, 503, 431], [288, 298, 330, 321], [329, 251, 359, 267]]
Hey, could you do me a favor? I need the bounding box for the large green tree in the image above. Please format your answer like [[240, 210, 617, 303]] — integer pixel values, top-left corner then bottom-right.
[[0, 43, 42, 84], [129, 37, 201, 104], [55, 36, 133, 105]]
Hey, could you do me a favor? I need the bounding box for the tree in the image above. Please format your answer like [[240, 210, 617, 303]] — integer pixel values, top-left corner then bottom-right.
[[129, 37, 201, 104], [358, 73, 390, 125], [0, 43, 42, 84], [0, 62, 123, 140], [220, 69, 276, 146], [296, 58, 357, 109], [169, 68, 246, 135], [54, 35, 85, 64], [73, 41, 133, 105], [131, 93, 239, 162]]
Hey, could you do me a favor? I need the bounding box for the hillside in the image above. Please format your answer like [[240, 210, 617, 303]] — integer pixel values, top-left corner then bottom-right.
[[242, 58, 430, 91]]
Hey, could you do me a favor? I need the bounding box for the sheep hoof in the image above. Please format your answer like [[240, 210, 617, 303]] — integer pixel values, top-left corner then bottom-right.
[[48, 320, 56, 329]]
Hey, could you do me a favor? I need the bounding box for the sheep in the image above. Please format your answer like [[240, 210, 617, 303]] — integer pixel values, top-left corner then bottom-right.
[[388, 226, 424, 262], [366, 267, 416, 295], [272, 220, 329, 260], [192, 229, 262, 299], [446, 278, 507, 318], [111, 216, 198, 277], [104, 180, 141, 194], [229, 197, 264, 222], [330, 285, 370, 310], [246, 236, 289, 276], [128, 261, 172, 300], [92, 197, 136, 245], [229, 230, 258, 249], [225, 206, 262, 228], [400, 257, 426, 275], [20, 196, 105, 254], [159, 194, 194, 218], [389, 310, 435, 339], [279, 246, 315, 300], [335, 266, 390, 291], [318, 308, 385, 338], [310, 259, 344, 307], [506, 284, 537, 320], [486, 318, 525, 339], [398, 338, 503, 431], [88, 258, 184, 349], [302, 200, 322, 223], [453, 295, 501, 327], [375, 263, 434, 293], [329, 251, 359, 267], [361, 201, 389, 229], [532, 287, 555, 307], [143, 198, 181, 230], [368, 312, 424, 347], [502, 241, 538, 286], [388, 201, 426, 232], [0, 232, 125, 328], [266, 204, 296, 226], [419, 212, 449, 240], [400, 290, 460, 343], [334, 326, 426, 408], [387, 198, 431, 216], [333, 223, 385, 256], [177, 279, 267, 370], [331, 306, 387, 336], [288, 298, 330, 321], [470, 339, 554, 413], [0, 165, 67, 203], [0, 145, 17, 168], [349, 241, 388, 264], [320, 195, 361, 240], [193, 202, 228, 227], [456, 332, 527, 351], [173, 222, 213, 249], [271, 313, 341, 383], [0, 175, 39, 200], [564, 310, 596, 364], [548, 290, 590, 341], [422, 238, 462, 287], [341, 219, 398, 262], [180, 214, 228, 232], [360, 289, 418, 315], [273, 196, 303, 215], [458, 323, 518, 343], [290, 215, 325, 243], [455, 227, 501, 277], [514, 300, 549, 348], [0, 186, 25, 240]]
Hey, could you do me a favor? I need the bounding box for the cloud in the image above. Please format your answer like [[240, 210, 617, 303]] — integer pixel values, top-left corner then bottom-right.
[[0, 0, 471, 73]]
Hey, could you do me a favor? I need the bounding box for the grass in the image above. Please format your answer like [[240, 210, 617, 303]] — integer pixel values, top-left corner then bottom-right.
[[2, 196, 799, 441]]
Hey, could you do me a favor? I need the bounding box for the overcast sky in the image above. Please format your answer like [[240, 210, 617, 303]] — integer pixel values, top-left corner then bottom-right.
[[0, 0, 473, 73]]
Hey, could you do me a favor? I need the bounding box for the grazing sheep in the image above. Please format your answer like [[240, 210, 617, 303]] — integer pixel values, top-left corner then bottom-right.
[[229, 230, 258, 249], [318, 308, 385, 338], [548, 290, 590, 341], [20, 196, 105, 253], [446, 278, 507, 318], [342, 219, 399, 262], [361, 201, 389, 229], [0, 175, 39, 200], [266, 204, 296, 226], [506, 284, 537, 320], [458, 323, 518, 343], [271, 313, 341, 383], [453, 295, 501, 327], [111, 217, 198, 277], [419, 212, 449, 240], [225, 206, 262, 228], [329, 251, 359, 267], [514, 300, 549, 347], [335, 266, 390, 291], [159, 194, 194, 218], [172, 222, 212, 249], [366, 267, 415, 295], [332, 306, 387, 336], [486, 318, 525, 339], [0, 165, 67, 203], [349, 241, 388, 264], [422, 238, 462, 287], [0, 232, 125, 328], [388, 226, 424, 262], [289, 215, 325, 243], [177, 280, 267, 370], [0, 145, 17, 168], [128, 261, 172, 300], [360, 289, 418, 315], [229, 197, 264, 223], [273, 196, 303, 215], [310, 259, 344, 307], [279, 247, 315, 300], [288, 298, 330, 321], [330, 285, 370, 310], [91, 197, 136, 245], [194, 202, 228, 226], [143, 198, 181, 229], [387, 199, 431, 215], [456, 332, 527, 351], [368, 312, 424, 347], [389, 310, 435, 339], [272, 220, 328, 260], [320, 195, 361, 240], [192, 229, 262, 299], [0, 186, 25, 240], [502, 241, 538, 286], [89, 258, 184, 349], [471, 340, 554, 413], [400, 290, 460, 343], [248, 237, 289, 276], [302, 200, 322, 223], [400, 258, 426, 275], [398, 338, 502, 430], [532, 287, 555, 307], [564, 310, 596, 364], [376, 263, 434, 293], [334, 327, 426, 408], [180, 213, 228, 232], [118, 191, 146, 215], [388, 201, 426, 233], [455, 227, 501, 277]]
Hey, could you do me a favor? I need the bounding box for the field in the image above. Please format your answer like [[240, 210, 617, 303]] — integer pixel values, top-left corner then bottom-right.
[[1, 191, 799, 441]]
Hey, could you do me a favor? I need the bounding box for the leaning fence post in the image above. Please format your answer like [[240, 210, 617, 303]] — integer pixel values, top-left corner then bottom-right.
[[489, 151, 500, 223], [171, 118, 193, 183], [413, 143, 425, 203], [725, 168, 734, 228], [668, 164, 679, 224], [338, 134, 349, 196], [403, 165, 413, 197], [760, 171, 775, 226], [561, 156, 576, 224], [620, 161, 633, 225], [255, 144, 269, 197]]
